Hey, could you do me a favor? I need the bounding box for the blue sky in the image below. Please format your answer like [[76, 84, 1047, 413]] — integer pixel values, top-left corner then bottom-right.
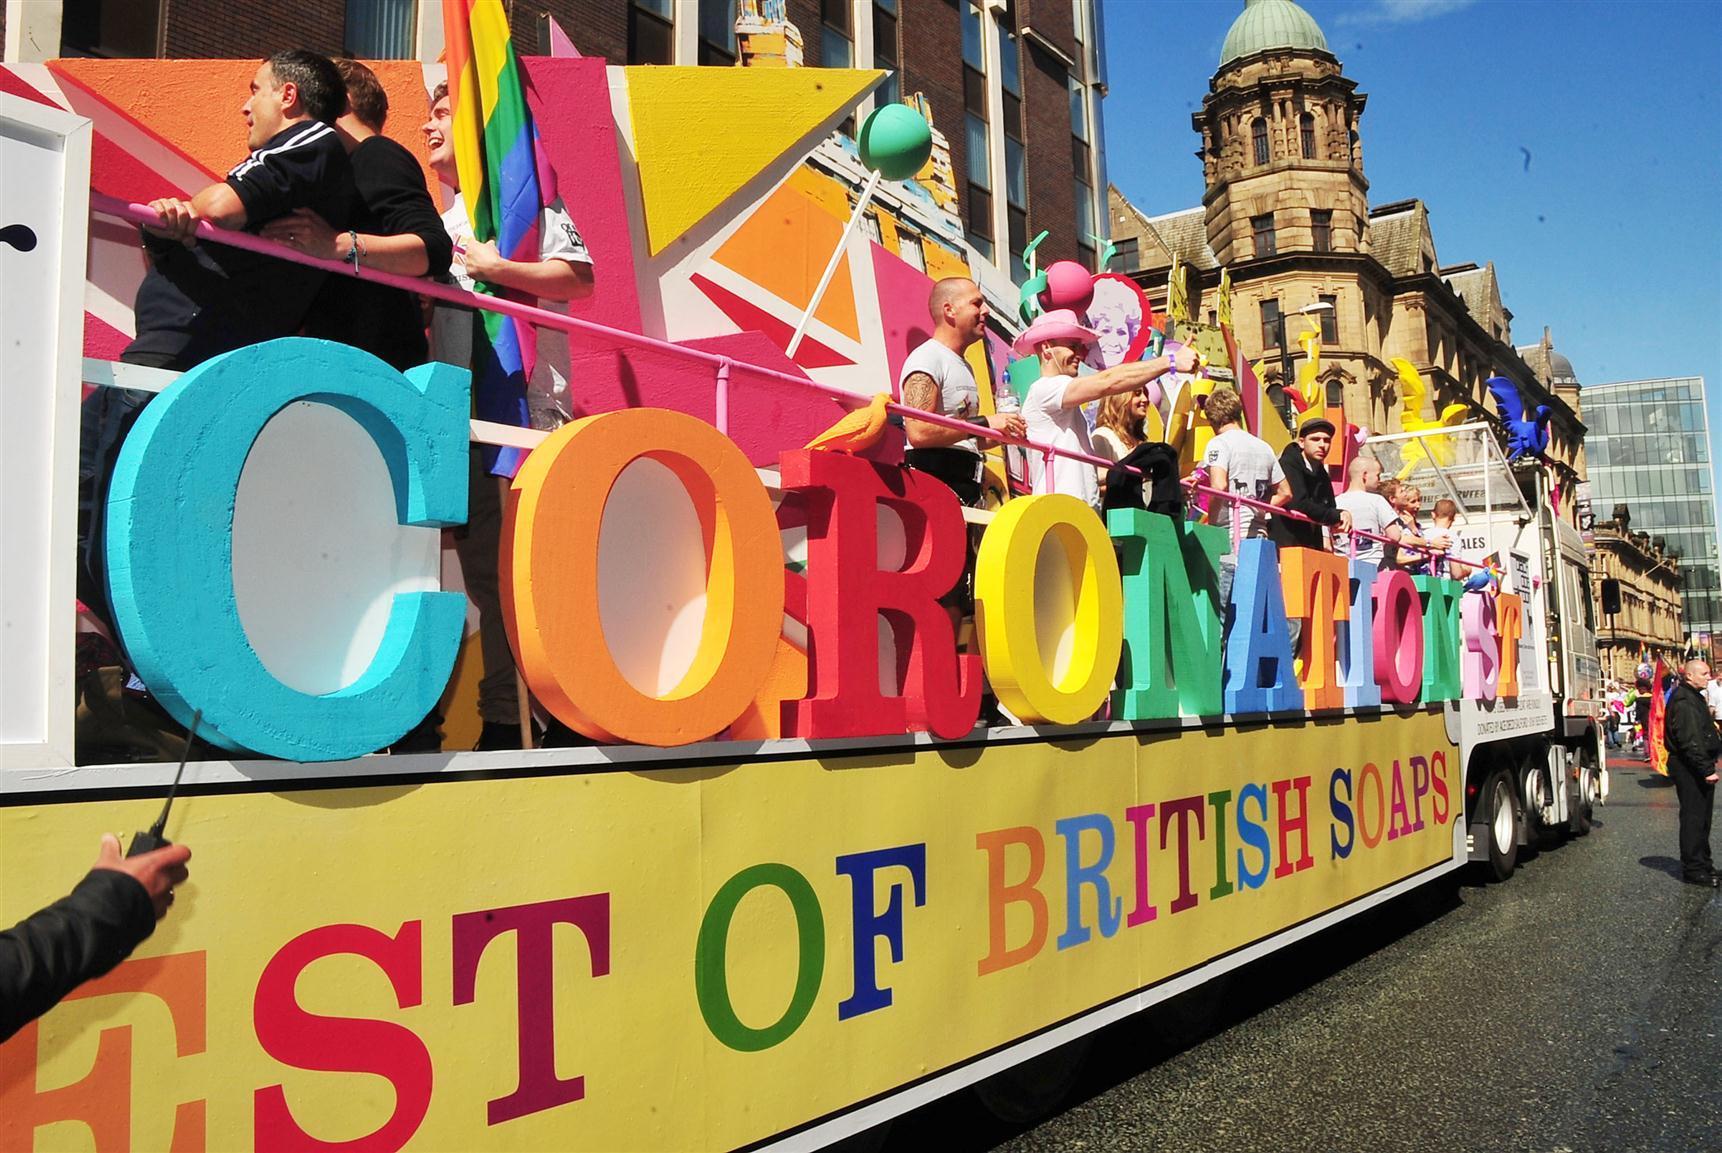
[[1101, 0, 1722, 493]]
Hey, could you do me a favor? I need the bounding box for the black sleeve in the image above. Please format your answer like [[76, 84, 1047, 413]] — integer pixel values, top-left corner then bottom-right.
[[0, 870, 155, 1041], [1667, 694, 1718, 771], [1278, 447, 1341, 526], [226, 122, 343, 227], [353, 140, 454, 275]]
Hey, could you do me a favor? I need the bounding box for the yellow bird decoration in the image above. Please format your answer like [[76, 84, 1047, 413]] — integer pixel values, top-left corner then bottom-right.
[[1390, 356, 1469, 477], [1296, 326, 1324, 411], [805, 392, 893, 453]]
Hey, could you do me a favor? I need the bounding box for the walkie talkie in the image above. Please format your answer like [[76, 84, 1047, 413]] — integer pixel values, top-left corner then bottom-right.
[[127, 710, 199, 857]]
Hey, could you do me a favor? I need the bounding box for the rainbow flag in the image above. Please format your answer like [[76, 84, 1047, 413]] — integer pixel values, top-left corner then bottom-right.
[[443, 0, 557, 476], [1649, 657, 1669, 776]]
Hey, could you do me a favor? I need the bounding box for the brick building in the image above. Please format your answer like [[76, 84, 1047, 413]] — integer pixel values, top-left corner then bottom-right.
[[5, 0, 1109, 286], [1106, 0, 1587, 507]]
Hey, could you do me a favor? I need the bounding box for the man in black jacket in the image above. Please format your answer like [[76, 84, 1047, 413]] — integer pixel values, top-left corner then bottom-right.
[[1, 836, 191, 1040], [1664, 658, 1721, 886], [259, 57, 453, 371], [1271, 416, 1352, 551]]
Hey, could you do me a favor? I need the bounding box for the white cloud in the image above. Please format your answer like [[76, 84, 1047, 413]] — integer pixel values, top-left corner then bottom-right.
[[1340, 0, 1481, 26]]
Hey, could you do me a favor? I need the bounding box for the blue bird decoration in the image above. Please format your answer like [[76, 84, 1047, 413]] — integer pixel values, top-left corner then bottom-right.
[[1485, 375, 1550, 461]]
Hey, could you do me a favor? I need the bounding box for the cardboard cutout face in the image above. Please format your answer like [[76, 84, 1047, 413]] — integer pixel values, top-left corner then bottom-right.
[[1083, 273, 1154, 370]]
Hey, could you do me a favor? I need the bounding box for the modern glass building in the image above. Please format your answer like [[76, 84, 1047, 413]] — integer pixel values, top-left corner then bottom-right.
[[1583, 376, 1722, 647]]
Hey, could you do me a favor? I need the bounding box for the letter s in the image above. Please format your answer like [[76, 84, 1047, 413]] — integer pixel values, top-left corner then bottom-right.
[[254, 922, 431, 1151], [1329, 768, 1355, 860]]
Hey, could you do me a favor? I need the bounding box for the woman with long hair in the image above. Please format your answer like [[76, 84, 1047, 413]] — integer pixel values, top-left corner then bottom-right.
[[1092, 387, 1149, 487]]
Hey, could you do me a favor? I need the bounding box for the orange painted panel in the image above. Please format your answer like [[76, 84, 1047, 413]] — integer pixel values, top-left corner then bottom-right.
[[48, 59, 438, 199], [714, 183, 861, 342]]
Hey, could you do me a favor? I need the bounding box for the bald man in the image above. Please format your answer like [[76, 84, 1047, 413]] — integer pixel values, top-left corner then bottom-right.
[[1331, 455, 1402, 565], [898, 277, 1023, 509], [1665, 658, 1721, 886]]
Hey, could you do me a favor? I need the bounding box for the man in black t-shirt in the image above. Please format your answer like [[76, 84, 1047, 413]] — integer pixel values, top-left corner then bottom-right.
[[123, 50, 354, 369], [80, 50, 354, 632], [259, 57, 451, 371]]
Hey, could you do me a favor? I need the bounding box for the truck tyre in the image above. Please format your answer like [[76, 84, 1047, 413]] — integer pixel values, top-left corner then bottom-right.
[[1573, 754, 1599, 836], [1481, 768, 1519, 881], [972, 1037, 1092, 1125]]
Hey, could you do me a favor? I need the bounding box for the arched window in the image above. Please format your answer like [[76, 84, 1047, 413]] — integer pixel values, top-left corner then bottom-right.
[[1300, 112, 1316, 159], [1325, 375, 1345, 408], [1252, 117, 1269, 166]]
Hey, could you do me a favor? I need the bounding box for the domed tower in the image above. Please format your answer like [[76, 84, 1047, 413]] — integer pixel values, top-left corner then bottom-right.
[[1193, 0, 1370, 268]]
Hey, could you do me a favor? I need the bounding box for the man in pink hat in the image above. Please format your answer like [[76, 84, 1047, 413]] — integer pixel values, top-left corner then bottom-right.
[[1017, 309, 1198, 508]]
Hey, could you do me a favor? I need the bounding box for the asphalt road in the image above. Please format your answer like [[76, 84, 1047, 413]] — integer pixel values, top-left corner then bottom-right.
[[880, 752, 1721, 1153]]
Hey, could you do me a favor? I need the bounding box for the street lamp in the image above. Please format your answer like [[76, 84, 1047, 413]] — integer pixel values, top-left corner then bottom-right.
[[1276, 300, 1333, 424]]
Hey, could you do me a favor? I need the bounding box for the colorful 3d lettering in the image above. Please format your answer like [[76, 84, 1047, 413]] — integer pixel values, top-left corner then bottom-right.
[[1222, 540, 1304, 715], [974, 495, 1124, 726], [503, 406, 785, 745], [1280, 546, 1350, 711], [105, 339, 470, 759], [780, 449, 980, 740], [1109, 509, 1226, 719]]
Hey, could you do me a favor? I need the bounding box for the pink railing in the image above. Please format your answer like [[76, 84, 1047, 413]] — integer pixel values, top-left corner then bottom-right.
[[90, 194, 1481, 572]]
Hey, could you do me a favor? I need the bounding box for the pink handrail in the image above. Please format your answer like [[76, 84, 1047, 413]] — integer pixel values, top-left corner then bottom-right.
[[91, 194, 1487, 573]]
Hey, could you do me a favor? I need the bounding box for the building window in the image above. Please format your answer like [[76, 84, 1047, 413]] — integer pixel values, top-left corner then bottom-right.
[[1070, 74, 1088, 142], [1252, 117, 1269, 166], [1261, 298, 1283, 351], [1251, 212, 1276, 258], [1325, 376, 1345, 407], [962, 0, 985, 69], [629, 0, 674, 64], [1319, 294, 1339, 343], [1075, 178, 1096, 269], [699, 0, 737, 65], [1300, 111, 1316, 159], [1312, 209, 1332, 253], [899, 232, 926, 273], [61, 0, 163, 57], [873, 0, 901, 107], [961, 3, 994, 263], [1114, 236, 1139, 271], [822, 0, 854, 66]]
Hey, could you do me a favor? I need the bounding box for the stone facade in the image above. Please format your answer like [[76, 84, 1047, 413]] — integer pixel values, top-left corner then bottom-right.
[[1590, 516, 1684, 681], [1109, 16, 1587, 512]]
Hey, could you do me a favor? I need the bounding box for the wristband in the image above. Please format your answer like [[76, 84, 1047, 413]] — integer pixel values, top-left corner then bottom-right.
[[968, 415, 991, 427]]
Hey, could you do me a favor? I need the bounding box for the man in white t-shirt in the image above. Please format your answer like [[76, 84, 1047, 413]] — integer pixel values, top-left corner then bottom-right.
[[422, 81, 595, 752], [1200, 386, 1289, 540], [1015, 309, 1198, 509], [424, 81, 593, 431], [1332, 455, 1402, 566], [899, 277, 1025, 508], [1705, 674, 1722, 724]]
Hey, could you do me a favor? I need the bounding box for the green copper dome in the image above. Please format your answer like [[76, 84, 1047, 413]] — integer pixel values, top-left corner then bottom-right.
[[1219, 0, 1331, 67]]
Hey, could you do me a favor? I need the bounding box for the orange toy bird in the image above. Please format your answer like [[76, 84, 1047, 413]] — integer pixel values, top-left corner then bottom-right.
[[805, 392, 892, 453]]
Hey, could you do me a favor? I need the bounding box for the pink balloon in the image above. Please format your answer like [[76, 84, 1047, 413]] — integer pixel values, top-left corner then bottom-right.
[[1039, 260, 1094, 312]]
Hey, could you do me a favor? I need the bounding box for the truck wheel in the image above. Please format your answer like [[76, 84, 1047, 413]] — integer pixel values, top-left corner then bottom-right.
[[972, 1037, 1092, 1125], [1481, 769, 1519, 881], [1573, 758, 1599, 836]]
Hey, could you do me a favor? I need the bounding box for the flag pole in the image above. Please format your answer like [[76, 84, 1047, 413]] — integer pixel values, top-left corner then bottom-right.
[[787, 168, 882, 358]]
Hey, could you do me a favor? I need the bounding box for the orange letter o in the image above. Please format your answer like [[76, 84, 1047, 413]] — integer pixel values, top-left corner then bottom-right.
[[502, 408, 783, 745]]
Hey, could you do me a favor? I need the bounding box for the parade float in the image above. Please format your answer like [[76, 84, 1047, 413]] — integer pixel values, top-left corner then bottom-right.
[[0, 31, 1603, 1153]]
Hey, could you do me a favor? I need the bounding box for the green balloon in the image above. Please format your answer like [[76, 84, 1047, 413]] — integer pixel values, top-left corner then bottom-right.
[[858, 103, 933, 180]]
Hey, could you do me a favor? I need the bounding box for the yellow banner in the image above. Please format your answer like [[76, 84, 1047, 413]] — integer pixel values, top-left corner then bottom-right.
[[1, 714, 1458, 1151]]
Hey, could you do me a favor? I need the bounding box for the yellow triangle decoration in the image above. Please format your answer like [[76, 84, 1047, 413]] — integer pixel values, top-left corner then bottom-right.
[[626, 66, 884, 256]]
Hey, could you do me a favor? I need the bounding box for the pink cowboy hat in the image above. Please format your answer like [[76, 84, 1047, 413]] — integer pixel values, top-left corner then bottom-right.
[[1011, 308, 1100, 359]]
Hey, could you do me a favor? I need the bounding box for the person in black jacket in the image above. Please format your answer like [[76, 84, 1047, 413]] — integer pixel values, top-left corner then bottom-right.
[[1271, 416, 1351, 552], [1664, 658, 1721, 886], [259, 58, 453, 371], [1, 836, 191, 1040]]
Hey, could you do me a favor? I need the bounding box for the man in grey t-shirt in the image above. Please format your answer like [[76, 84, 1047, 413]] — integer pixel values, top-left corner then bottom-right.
[[1332, 455, 1402, 566], [898, 277, 1024, 507]]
